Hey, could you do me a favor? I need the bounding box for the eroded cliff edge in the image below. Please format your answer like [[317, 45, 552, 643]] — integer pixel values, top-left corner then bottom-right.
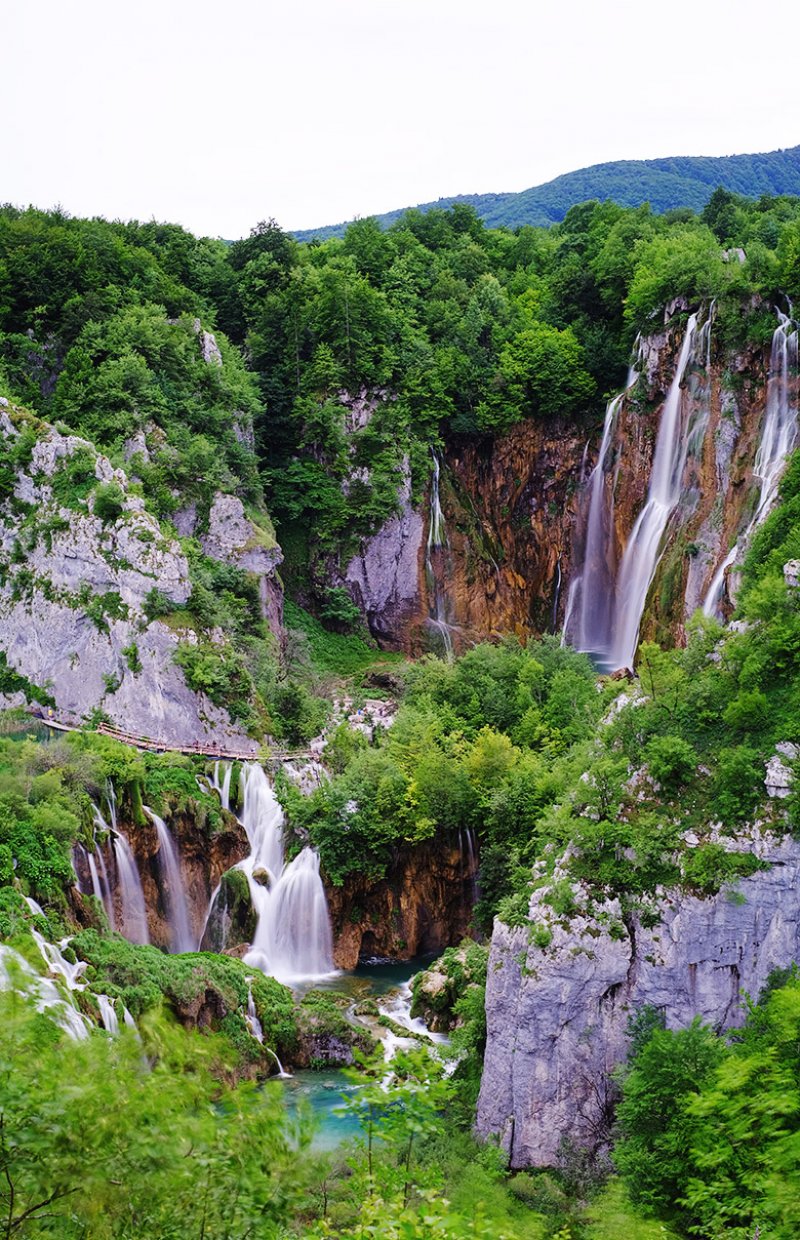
[[476, 824, 800, 1168]]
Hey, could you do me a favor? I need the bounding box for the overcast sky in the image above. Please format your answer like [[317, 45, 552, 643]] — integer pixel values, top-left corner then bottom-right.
[[4, 0, 798, 239]]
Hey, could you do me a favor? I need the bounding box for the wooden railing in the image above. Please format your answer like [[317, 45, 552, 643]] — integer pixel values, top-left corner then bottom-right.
[[26, 710, 311, 763]]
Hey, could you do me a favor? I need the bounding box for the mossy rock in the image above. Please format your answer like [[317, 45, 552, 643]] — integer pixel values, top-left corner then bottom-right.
[[294, 988, 378, 1068], [200, 867, 256, 952]]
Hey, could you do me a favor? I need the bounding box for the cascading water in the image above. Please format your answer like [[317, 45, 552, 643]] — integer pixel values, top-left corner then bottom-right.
[[206, 763, 335, 984], [97, 994, 120, 1035], [459, 828, 479, 907], [144, 807, 194, 953], [0, 943, 90, 1040], [607, 313, 700, 670], [211, 760, 233, 810], [425, 453, 454, 657], [703, 307, 799, 617], [91, 799, 150, 945], [564, 341, 644, 653]]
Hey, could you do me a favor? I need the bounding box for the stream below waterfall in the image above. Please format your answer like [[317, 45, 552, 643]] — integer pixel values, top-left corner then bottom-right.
[[281, 954, 450, 1149]]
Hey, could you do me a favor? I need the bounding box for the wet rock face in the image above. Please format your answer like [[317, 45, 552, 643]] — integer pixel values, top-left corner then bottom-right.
[[342, 423, 586, 653], [325, 833, 478, 970], [476, 828, 800, 1169], [199, 866, 256, 953]]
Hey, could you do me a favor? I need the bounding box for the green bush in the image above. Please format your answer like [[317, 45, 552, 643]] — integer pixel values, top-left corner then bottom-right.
[[92, 480, 125, 524]]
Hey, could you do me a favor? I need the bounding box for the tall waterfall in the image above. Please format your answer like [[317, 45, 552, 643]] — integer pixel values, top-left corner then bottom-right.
[[607, 314, 700, 670], [425, 453, 453, 657], [208, 763, 335, 984], [702, 307, 799, 617], [564, 341, 642, 656], [144, 808, 194, 953]]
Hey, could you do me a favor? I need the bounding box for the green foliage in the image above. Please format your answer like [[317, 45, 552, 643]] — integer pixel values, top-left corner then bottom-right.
[[91, 479, 125, 524], [644, 734, 697, 791], [614, 1018, 725, 1219], [0, 991, 309, 1238], [615, 975, 800, 1238], [0, 652, 54, 707]]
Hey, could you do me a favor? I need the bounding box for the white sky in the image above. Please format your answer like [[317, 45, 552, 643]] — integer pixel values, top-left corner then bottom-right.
[[3, 0, 799, 239]]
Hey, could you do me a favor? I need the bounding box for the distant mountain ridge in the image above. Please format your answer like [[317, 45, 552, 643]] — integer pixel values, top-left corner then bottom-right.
[[292, 144, 800, 241]]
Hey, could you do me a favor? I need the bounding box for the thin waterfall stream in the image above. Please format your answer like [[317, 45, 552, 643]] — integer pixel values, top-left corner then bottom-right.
[[702, 307, 798, 617], [144, 807, 194, 954], [425, 453, 454, 656]]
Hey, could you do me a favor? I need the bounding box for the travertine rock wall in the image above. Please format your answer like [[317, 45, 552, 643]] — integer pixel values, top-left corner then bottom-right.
[[476, 827, 800, 1168]]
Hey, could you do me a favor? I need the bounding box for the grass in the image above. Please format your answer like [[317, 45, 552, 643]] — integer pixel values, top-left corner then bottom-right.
[[583, 1179, 680, 1238], [284, 600, 405, 679]]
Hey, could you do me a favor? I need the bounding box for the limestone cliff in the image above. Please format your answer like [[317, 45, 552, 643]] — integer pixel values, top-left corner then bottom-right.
[[0, 400, 281, 748], [342, 423, 586, 653], [475, 824, 800, 1168], [326, 832, 478, 969], [337, 302, 792, 657]]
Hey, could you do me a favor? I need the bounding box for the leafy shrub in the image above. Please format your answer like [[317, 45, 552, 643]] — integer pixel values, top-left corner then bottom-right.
[[92, 480, 125, 524]]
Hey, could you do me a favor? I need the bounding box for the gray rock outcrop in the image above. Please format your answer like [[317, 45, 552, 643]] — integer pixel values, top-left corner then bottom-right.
[[476, 828, 800, 1168], [345, 457, 423, 645], [765, 742, 798, 798], [201, 493, 284, 636], [0, 411, 258, 750]]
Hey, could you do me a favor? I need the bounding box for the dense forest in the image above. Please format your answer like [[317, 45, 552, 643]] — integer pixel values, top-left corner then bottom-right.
[[1, 179, 800, 1237], [293, 143, 800, 239]]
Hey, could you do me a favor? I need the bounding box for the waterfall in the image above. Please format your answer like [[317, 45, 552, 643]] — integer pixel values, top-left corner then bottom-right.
[[78, 838, 116, 930], [93, 799, 150, 946], [13, 925, 130, 1038], [552, 556, 562, 631], [206, 763, 335, 985], [460, 828, 479, 906], [211, 761, 233, 810], [94, 844, 115, 930], [244, 979, 264, 1042], [425, 452, 454, 657], [31, 928, 88, 990], [252, 848, 334, 980], [0, 943, 90, 1040], [571, 390, 626, 655], [607, 314, 700, 670], [703, 308, 799, 617], [564, 340, 643, 655], [144, 808, 194, 953], [97, 994, 119, 1035]]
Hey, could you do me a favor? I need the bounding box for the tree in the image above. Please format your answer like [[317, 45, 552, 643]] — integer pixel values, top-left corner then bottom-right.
[[614, 1018, 724, 1219], [478, 321, 595, 431]]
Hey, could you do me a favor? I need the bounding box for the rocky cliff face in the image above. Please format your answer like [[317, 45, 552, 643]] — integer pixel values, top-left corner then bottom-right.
[[73, 803, 248, 951], [475, 824, 800, 1168], [342, 422, 587, 653], [325, 832, 478, 969], [338, 303, 790, 657], [0, 401, 281, 748]]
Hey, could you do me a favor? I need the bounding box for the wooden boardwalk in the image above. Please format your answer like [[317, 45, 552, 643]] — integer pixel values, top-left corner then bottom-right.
[[28, 711, 310, 763]]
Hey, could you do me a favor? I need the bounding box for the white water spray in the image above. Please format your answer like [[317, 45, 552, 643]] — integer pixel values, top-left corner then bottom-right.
[[206, 763, 335, 985], [565, 340, 642, 655]]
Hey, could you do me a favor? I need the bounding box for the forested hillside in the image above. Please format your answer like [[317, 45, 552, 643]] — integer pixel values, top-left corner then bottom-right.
[[1, 180, 800, 1237], [293, 143, 800, 240]]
